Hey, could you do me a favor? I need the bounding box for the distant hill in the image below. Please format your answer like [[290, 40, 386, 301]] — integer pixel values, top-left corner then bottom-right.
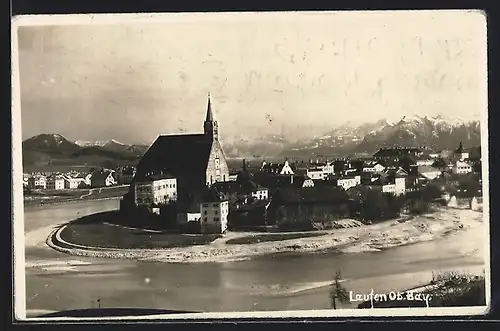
[[22, 134, 148, 171]]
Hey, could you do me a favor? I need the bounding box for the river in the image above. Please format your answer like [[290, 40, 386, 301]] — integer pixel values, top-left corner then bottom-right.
[[23, 199, 486, 315]]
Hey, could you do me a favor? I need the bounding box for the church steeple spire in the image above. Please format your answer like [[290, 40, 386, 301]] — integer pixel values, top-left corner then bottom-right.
[[204, 92, 218, 141], [205, 92, 213, 122]]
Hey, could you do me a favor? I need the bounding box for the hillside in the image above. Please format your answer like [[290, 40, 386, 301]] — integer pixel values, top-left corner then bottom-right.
[[22, 134, 148, 171]]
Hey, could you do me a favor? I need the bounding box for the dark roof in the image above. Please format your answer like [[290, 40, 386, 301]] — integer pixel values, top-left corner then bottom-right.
[[273, 186, 350, 204], [91, 170, 113, 182], [139, 173, 176, 182], [134, 134, 213, 186], [212, 181, 242, 194], [201, 187, 227, 203]]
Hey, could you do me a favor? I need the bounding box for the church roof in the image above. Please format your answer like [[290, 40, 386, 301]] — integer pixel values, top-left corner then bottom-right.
[[134, 134, 213, 185]]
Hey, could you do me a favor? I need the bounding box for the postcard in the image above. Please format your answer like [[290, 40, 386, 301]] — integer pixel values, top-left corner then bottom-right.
[[11, 10, 490, 321]]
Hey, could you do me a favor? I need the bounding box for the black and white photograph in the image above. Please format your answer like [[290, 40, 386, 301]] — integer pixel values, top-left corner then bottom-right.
[[12, 10, 490, 320]]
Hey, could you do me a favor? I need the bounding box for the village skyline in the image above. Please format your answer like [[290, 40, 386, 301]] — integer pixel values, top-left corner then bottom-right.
[[17, 11, 486, 145]]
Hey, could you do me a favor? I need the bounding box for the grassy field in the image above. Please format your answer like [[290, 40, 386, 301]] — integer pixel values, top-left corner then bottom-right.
[[23, 185, 129, 207], [225, 232, 325, 245], [59, 211, 221, 249]]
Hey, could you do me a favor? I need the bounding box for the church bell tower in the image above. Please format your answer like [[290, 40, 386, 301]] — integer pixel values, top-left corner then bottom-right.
[[204, 92, 219, 141]]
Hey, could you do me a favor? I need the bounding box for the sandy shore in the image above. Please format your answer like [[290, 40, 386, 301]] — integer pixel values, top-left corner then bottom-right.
[[48, 205, 485, 264]]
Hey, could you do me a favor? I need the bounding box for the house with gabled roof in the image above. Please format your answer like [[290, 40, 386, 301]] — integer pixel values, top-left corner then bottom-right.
[[90, 170, 116, 188]]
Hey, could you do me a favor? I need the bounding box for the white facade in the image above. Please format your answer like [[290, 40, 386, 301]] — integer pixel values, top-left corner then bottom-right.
[[251, 188, 269, 200], [382, 184, 396, 194], [134, 177, 178, 207], [63, 176, 85, 189], [280, 160, 295, 175], [46, 176, 65, 190], [322, 163, 335, 176], [457, 152, 470, 161], [363, 163, 385, 173], [306, 168, 325, 180], [201, 200, 229, 234], [395, 177, 406, 196], [302, 178, 315, 187], [452, 161, 472, 175], [29, 175, 47, 189], [228, 174, 238, 181], [337, 175, 361, 190], [104, 173, 116, 186]]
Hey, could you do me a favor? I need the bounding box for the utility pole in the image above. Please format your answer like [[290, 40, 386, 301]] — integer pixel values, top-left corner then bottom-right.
[[97, 298, 101, 308]]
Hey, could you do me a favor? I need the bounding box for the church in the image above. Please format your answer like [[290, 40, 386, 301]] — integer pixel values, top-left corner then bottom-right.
[[121, 93, 230, 213]]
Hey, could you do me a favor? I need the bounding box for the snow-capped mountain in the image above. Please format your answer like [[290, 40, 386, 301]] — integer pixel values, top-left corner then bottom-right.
[[278, 114, 481, 158], [75, 139, 124, 148]]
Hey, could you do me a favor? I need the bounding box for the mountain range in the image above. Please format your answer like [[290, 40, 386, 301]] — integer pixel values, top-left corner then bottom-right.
[[21, 134, 149, 171], [21, 114, 481, 170], [222, 114, 481, 159]]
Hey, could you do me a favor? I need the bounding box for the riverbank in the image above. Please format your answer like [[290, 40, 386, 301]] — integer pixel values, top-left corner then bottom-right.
[[356, 271, 486, 308], [47, 205, 484, 264]]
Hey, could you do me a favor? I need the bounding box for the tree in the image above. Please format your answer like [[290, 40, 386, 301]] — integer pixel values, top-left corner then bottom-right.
[[330, 270, 350, 309], [432, 157, 448, 170]]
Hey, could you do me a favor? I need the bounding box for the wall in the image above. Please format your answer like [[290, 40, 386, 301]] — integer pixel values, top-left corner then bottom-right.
[[206, 141, 230, 185], [395, 177, 406, 196], [201, 200, 229, 233], [251, 189, 269, 200]]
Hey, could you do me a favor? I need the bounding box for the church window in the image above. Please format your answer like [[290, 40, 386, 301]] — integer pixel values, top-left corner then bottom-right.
[[215, 158, 220, 169]]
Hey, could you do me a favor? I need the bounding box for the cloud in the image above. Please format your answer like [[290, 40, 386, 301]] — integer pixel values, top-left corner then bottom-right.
[[16, 11, 486, 143]]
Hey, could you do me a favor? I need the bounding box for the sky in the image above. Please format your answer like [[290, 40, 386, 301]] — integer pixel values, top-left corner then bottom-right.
[[14, 11, 487, 145]]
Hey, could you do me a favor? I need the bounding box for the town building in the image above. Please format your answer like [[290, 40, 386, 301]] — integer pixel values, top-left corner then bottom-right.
[[116, 166, 137, 184], [454, 141, 470, 161], [90, 170, 117, 188], [267, 186, 351, 227], [133, 174, 178, 213], [62, 175, 85, 189], [251, 187, 269, 200], [260, 160, 295, 175], [46, 175, 65, 190], [363, 161, 385, 173], [28, 174, 47, 189], [336, 175, 361, 190], [306, 167, 326, 180], [452, 160, 472, 175], [200, 189, 229, 234]]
